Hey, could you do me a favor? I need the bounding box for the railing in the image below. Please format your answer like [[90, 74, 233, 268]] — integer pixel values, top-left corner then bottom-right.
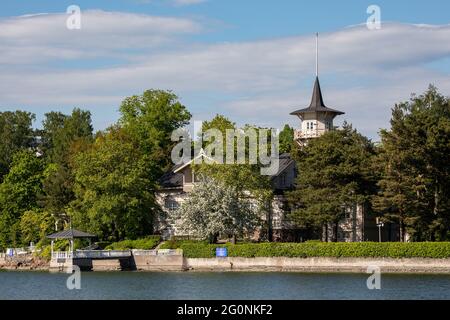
[[294, 129, 327, 140], [73, 250, 132, 259], [132, 249, 183, 256], [52, 251, 73, 260], [50, 249, 182, 260]]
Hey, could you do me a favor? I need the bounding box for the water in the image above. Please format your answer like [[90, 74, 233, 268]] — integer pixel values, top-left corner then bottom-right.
[[1, 271, 450, 300]]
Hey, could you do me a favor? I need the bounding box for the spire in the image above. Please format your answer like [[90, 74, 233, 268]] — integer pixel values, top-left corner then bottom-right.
[[309, 76, 326, 109], [289, 33, 345, 117]]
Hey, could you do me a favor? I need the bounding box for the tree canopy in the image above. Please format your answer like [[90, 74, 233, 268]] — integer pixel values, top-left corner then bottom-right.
[[373, 86, 450, 241], [288, 123, 377, 241]]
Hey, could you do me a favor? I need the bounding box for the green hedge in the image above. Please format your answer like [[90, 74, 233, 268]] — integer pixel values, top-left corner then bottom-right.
[[105, 236, 161, 250], [159, 241, 450, 259]]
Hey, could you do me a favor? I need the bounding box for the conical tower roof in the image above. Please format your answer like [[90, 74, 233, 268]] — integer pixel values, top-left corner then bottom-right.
[[290, 77, 344, 116]]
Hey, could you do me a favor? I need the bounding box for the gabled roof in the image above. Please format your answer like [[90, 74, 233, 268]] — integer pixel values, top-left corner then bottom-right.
[[158, 153, 296, 191], [173, 149, 215, 174], [158, 163, 184, 189], [47, 229, 96, 239], [290, 77, 345, 116]]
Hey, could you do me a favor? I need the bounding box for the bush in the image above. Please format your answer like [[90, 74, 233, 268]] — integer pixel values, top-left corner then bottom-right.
[[105, 236, 161, 250], [161, 241, 450, 259]]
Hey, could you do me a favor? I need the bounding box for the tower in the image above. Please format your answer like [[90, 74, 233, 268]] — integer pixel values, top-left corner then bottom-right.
[[290, 33, 344, 147]]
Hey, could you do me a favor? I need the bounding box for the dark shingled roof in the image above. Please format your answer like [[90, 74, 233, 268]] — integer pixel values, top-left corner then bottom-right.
[[158, 164, 184, 189], [47, 229, 97, 239], [270, 153, 295, 180], [290, 77, 345, 116], [158, 154, 295, 190]]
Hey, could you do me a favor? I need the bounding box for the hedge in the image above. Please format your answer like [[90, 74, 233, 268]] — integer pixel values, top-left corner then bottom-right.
[[159, 241, 450, 259], [105, 236, 161, 250]]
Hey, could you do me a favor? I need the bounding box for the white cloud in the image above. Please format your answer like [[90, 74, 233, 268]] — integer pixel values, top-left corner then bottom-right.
[[172, 0, 207, 6], [0, 10, 450, 140]]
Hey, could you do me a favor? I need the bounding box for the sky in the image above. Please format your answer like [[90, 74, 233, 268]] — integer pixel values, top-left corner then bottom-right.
[[1, 0, 450, 140]]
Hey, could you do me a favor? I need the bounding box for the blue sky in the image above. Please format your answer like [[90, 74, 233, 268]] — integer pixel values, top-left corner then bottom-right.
[[1, 0, 450, 140]]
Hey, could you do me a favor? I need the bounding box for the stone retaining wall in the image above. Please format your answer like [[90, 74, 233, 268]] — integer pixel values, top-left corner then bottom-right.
[[134, 254, 184, 271], [184, 257, 450, 273]]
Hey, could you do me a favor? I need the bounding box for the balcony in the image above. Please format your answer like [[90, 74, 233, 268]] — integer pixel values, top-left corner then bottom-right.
[[294, 129, 327, 140]]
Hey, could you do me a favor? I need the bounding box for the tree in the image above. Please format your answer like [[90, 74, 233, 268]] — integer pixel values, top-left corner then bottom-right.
[[279, 124, 294, 154], [41, 109, 93, 164], [175, 177, 260, 243], [39, 109, 94, 227], [0, 151, 46, 248], [196, 115, 274, 239], [70, 127, 159, 241], [0, 111, 36, 180], [288, 123, 376, 242], [119, 89, 191, 178], [19, 210, 54, 245], [373, 86, 450, 241]]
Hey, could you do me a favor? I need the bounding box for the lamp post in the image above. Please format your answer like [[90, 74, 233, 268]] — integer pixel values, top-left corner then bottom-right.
[[376, 217, 384, 243]]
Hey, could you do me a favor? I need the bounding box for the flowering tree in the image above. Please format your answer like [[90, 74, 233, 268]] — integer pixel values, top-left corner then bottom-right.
[[174, 177, 261, 243]]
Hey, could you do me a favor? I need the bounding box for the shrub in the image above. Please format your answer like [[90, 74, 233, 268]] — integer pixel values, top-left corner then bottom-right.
[[105, 236, 161, 250], [161, 241, 450, 259]]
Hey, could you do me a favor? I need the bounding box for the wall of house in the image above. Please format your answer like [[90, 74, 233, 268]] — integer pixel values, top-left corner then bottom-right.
[[155, 190, 189, 240], [155, 190, 291, 241]]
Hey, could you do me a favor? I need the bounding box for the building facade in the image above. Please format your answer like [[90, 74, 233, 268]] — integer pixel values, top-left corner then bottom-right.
[[154, 74, 379, 242]]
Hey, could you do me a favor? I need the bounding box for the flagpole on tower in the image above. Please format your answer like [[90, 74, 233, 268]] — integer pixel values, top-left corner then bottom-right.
[[315, 32, 319, 77]]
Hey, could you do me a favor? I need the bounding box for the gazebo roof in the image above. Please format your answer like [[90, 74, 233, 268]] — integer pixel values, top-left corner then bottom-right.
[[47, 228, 96, 239]]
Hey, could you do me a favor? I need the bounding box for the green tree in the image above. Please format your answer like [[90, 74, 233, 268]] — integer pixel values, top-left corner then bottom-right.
[[0, 151, 46, 248], [279, 124, 294, 154], [70, 127, 159, 241], [19, 210, 54, 245], [0, 111, 36, 180], [39, 109, 93, 226], [288, 123, 376, 242], [119, 89, 191, 178], [41, 109, 93, 164], [373, 86, 450, 241]]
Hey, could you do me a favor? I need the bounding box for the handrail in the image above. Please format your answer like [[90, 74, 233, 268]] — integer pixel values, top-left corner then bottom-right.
[[50, 249, 183, 259], [73, 250, 132, 259], [294, 129, 327, 140]]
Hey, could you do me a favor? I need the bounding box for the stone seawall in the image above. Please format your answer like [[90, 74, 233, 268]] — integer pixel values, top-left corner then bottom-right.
[[3, 255, 450, 273], [184, 257, 450, 274], [134, 254, 184, 271]]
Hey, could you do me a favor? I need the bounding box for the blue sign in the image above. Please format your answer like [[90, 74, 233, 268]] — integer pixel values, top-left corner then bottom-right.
[[216, 247, 228, 257]]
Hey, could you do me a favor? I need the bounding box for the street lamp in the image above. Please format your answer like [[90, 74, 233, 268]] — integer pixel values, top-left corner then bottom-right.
[[376, 217, 385, 243]]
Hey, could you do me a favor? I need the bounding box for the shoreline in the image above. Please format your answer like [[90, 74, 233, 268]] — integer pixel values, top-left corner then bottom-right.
[[2, 256, 450, 274]]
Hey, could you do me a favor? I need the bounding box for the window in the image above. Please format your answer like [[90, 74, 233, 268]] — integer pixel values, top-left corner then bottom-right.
[[280, 173, 287, 186], [165, 198, 179, 211]]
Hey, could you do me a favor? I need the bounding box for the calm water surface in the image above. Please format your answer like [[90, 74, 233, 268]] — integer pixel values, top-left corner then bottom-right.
[[1, 271, 449, 300]]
